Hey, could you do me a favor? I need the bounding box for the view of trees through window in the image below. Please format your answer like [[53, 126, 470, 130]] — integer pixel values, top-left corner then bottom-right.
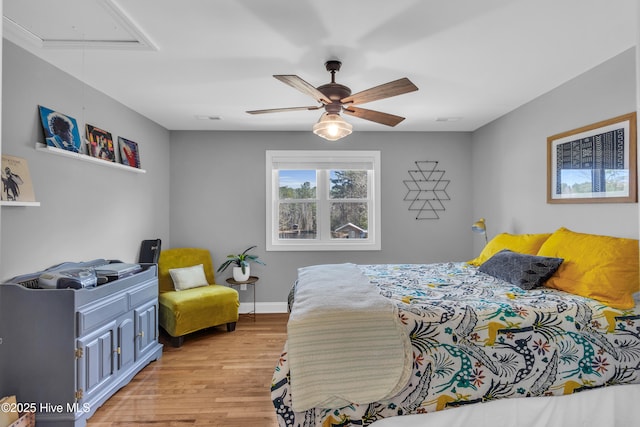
[[329, 170, 368, 238], [278, 170, 368, 240]]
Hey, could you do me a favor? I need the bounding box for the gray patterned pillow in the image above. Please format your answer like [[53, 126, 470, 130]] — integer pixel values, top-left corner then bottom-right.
[[479, 249, 564, 290]]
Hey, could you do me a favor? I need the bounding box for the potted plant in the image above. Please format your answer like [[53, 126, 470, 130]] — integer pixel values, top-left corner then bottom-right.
[[216, 245, 265, 282]]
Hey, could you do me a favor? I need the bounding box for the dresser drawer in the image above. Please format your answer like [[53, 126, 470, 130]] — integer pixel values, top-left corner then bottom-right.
[[77, 295, 128, 336], [129, 281, 157, 308]]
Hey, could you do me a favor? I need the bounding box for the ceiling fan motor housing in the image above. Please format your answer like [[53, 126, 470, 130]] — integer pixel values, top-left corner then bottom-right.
[[318, 83, 351, 114]]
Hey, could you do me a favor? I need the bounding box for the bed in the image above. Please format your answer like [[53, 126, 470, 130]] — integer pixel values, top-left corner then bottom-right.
[[271, 228, 640, 426]]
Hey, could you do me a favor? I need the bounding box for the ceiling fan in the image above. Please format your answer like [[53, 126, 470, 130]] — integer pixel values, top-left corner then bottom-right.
[[247, 60, 419, 140]]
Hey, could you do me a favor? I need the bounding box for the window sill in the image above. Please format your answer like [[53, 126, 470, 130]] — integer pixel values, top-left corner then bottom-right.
[[267, 241, 380, 251]]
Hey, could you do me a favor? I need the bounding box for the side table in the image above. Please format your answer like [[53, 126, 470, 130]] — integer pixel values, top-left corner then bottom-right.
[[226, 276, 258, 319]]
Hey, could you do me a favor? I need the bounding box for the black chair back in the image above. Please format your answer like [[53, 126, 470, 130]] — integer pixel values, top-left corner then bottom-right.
[[139, 239, 162, 264]]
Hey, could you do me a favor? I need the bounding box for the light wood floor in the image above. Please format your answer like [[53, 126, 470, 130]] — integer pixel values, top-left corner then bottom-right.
[[87, 313, 289, 427]]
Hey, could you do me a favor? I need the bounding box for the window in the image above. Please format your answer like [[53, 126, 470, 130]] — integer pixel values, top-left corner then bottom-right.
[[266, 150, 381, 251]]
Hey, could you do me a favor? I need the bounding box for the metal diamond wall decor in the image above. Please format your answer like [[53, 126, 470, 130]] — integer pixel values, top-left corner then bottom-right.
[[403, 160, 450, 219]]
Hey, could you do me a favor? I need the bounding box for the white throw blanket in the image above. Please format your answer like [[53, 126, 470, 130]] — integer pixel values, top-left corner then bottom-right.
[[287, 263, 412, 412]]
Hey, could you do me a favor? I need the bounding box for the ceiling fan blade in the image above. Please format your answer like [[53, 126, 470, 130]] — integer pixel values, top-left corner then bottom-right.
[[341, 78, 418, 106], [274, 75, 332, 104], [343, 106, 405, 127], [247, 105, 323, 114]]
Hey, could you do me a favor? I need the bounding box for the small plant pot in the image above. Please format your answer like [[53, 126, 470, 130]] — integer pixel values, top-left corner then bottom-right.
[[233, 265, 250, 282]]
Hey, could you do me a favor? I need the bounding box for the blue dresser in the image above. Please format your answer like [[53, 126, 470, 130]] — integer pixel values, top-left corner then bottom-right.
[[0, 264, 163, 426]]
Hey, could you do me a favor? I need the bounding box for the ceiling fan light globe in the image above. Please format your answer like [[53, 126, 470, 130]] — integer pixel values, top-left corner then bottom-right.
[[313, 113, 353, 141]]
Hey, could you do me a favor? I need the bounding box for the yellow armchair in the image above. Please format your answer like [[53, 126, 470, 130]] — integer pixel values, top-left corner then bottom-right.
[[157, 248, 239, 347]]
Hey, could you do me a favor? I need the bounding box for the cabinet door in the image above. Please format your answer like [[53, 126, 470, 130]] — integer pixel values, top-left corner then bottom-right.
[[135, 300, 158, 360], [118, 316, 135, 371], [77, 321, 116, 403]]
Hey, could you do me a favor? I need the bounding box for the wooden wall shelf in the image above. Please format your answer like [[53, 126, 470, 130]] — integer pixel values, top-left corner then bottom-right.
[[35, 142, 146, 174], [0, 201, 40, 207]]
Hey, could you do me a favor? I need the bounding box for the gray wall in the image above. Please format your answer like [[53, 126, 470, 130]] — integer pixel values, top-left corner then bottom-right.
[[471, 48, 638, 255], [169, 130, 473, 307], [0, 40, 171, 280]]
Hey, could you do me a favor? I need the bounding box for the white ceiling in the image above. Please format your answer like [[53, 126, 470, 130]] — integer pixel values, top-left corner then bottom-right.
[[3, 0, 637, 133]]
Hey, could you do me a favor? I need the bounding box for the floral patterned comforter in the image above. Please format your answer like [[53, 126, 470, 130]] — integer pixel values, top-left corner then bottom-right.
[[272, 263, 640, 426]]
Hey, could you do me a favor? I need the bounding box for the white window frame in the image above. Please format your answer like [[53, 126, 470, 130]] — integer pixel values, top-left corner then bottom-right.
[[266, 150, 381, 251]]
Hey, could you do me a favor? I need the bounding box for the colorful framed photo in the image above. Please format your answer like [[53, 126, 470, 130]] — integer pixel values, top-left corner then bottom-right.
[[1, 155, 36, 202], [118, 137, 141, 168], [38, 105, 82, 153], [86, 124, 116, 162], [547, 112, 637, 204]]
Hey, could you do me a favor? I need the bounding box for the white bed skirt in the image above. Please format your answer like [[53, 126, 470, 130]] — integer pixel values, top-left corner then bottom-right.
[[370, 384, 640, 427]]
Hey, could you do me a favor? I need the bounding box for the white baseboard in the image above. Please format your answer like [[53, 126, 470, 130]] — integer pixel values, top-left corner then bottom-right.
[[239, 301, 288, 314]]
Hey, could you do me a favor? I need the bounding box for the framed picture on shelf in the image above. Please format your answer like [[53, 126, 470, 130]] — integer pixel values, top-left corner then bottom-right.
[[547, 112, 637, 204], [1, 155, 36, 202], [86, 124, 116, 162], [118, 137, 141, 168], [38, 105, 82, 153]]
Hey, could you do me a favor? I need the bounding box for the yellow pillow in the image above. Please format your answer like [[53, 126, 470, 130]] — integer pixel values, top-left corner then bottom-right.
[[537, 227, 639, 309], [467, 233, 552, 266]]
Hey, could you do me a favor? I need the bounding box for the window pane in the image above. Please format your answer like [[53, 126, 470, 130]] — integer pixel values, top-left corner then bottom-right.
[[330, 202, 368, 239], [279, 170, 316, 199], [279, 202, 317, 239], [329, 170, 368, 199]]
